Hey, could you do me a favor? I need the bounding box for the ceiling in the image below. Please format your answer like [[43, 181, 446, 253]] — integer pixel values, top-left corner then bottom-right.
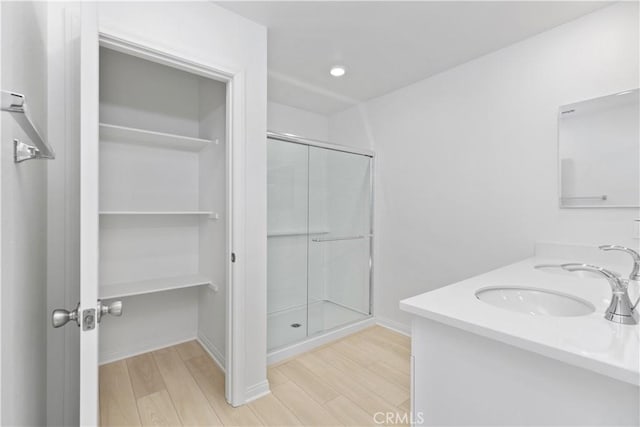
[[217, 1, 610, 115]]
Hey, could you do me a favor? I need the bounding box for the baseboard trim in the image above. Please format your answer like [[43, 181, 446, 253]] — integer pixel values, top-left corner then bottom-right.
[[267, 316, 376, 365], [375, 316, 411, 336], [196, 333, 226, 374], [244, 380, 270, 403], [99, 336, 197, 365]]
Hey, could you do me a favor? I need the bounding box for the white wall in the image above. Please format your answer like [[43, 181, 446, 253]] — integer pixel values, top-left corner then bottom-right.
[[268, 101, 328, 141], [1, 1, 49, 425], [329, 2, 640, 331], [329, 104, 374, 151], [99, 47, 203, 137], [198, 90, 228, 368]]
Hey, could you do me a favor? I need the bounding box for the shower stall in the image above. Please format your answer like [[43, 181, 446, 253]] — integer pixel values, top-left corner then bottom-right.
[[267, 132, 374, 352]]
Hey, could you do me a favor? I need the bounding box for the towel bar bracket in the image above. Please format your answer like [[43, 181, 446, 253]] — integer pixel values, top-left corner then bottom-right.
[[1, 90, 55, 163], [14, 139, 41, 163]]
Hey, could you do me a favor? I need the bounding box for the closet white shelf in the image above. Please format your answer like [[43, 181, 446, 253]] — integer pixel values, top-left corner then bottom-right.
[[99, 123, 212, 152], [99, 274, 212, 299], [267, 230, 330, 237], [100, 211, 218, 218]]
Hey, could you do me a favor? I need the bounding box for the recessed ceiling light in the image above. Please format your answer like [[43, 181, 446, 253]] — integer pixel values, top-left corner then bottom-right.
[[330, 66, 346, 77]]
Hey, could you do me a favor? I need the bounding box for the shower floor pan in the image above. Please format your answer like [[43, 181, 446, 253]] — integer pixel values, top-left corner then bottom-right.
[[267, 300, 368, 351]]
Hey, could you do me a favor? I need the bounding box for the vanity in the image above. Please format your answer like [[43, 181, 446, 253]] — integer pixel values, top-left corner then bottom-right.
[[398, 88, 639, 426], [400, 243, 639, 426]]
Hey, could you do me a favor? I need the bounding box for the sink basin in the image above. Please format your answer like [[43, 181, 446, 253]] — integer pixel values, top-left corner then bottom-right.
[[475, 286, 595, 317]]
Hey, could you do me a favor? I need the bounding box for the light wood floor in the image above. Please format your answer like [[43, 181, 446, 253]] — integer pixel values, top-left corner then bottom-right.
[[100, 326, 411, 426]]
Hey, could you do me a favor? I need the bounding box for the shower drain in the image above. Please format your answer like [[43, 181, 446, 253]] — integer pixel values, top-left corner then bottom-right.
[[290, 323, 302, 328]]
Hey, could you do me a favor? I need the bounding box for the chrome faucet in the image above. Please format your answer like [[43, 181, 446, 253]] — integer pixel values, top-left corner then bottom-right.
[[560, 263, 638, 325], [598, 245, 640, 281], [534, 245, 640, 325]]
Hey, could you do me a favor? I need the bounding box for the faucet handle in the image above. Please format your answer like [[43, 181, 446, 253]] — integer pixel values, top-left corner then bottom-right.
[[599, 245, 640, 281], [561, 263, 627, 292]]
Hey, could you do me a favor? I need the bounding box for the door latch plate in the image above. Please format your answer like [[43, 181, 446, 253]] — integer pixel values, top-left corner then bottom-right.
[[82, 308, 96, 331]]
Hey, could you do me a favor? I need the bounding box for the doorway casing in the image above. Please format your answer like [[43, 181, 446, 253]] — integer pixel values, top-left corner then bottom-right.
[[69, 14, 251, 423]]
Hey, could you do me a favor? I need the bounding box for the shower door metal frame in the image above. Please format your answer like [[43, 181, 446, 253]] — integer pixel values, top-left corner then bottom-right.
[[266, 131, 375, 321]]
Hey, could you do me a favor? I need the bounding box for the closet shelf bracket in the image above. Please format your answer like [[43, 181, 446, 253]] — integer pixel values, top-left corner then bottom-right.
[[1, 90, 55, 163]]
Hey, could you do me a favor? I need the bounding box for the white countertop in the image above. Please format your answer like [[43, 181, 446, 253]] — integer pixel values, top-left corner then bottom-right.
[[400, 253, 640, 386]]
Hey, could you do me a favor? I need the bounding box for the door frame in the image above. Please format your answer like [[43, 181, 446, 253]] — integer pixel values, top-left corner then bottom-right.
[[78, 26, 246, 423], [96, 30, 246, 407], [0, 3, 3, 422]]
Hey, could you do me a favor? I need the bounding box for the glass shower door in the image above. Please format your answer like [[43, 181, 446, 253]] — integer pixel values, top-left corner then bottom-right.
[[266, 140, 309, 350], [307, 146, 372, 336], [267, 136, 373, 352]]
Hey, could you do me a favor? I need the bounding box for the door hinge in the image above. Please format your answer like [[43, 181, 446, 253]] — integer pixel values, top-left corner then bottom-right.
[[82, 308, 96, 331], [231, 252, 237, 263]]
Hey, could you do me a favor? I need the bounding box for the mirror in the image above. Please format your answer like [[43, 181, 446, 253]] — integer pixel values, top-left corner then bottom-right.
[[558, 89, 639, 208]]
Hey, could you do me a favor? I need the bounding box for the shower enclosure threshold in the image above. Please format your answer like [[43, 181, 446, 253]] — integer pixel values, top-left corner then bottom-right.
[[267, 305, 375, 365]]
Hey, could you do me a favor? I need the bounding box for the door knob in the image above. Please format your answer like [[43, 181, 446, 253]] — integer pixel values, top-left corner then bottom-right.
[[98, 300, 123, 323], [52, 303, 80, 328]]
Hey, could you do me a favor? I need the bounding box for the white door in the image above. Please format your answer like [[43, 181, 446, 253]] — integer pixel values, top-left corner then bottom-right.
[[49, 5, 108, 423], [78, 3, 100, 425]]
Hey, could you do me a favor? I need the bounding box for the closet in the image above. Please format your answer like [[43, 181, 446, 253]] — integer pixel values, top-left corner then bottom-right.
[[97, 47, 227, 366]]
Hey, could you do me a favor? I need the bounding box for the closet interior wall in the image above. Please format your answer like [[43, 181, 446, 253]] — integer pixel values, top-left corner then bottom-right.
[[97, 47, 227, 366]]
